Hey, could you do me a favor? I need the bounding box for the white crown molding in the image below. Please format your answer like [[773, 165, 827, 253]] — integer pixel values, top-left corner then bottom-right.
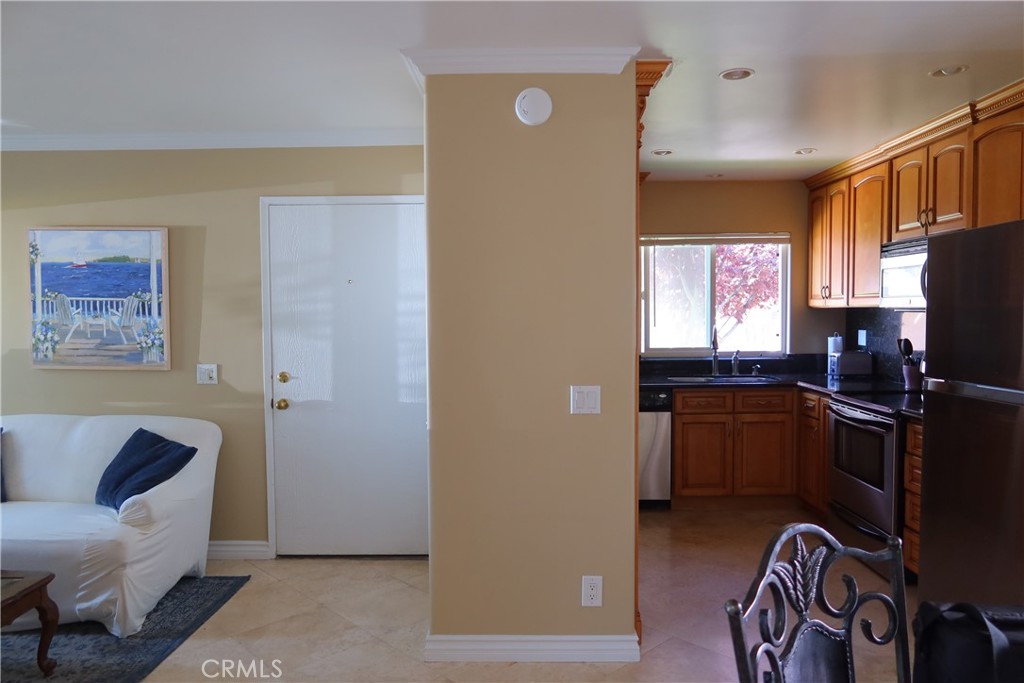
[[423, 634, 640, 663], [401, 47, 642, 96], [0, 128, 424, 152]]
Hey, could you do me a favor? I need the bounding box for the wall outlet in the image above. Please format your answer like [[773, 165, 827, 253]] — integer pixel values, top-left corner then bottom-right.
[[197, 363, 218, 385], [581, 575, 603, 607]]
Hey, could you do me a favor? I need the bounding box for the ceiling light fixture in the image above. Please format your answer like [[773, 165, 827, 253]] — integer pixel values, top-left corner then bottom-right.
[[651, 149, 673, 156], [719, 68, 754, 81], [929, 64, 969, 78], [794, 147, 818, 156]]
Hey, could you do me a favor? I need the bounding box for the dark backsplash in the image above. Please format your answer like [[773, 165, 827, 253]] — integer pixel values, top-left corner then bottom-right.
[[641, 308, 926, 384], [639, 353, 826, 381], [845, 308, 926, 382]]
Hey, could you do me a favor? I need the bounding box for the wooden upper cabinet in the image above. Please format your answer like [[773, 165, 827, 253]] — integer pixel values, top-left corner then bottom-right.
[[972, 107, 1024, 227], [929, 130, 971, 233], [890, 129, 971, 241], [808, 188, 828, 307], [891, 146, 928, 241], [848, 163, 888, 306], [808, 179, 849, 307], [825, 180, 849, 305]]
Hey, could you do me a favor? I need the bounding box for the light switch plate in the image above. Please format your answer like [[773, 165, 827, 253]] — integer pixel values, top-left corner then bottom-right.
[[197, 363, 218, 385], [570, 385, 600, 414]]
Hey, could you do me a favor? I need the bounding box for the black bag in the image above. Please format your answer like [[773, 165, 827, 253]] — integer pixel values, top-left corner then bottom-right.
[[913, 602, 1024, 683]]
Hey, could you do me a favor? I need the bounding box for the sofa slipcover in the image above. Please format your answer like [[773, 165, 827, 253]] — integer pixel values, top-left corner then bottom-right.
[[0, 414, 221, 637]]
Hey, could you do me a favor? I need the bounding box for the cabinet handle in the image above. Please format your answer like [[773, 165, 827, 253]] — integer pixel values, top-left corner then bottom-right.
[[696, 400, 707, 406], [926, 207, 936, 228], [804, 400, 815, 409], [918, 209, 927, 229], [755, 399, 769, 405], [824, 284, 831, 299]]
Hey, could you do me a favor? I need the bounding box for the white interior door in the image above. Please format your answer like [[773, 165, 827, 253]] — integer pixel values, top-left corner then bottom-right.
[[264, 197, 427, 555]]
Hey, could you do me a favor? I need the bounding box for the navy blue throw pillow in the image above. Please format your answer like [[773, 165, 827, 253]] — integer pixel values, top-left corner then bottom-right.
[[95, 428, 198, 509]]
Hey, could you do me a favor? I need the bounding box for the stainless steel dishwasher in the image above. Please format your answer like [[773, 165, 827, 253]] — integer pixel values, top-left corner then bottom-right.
[[638, 389, 672, 504]]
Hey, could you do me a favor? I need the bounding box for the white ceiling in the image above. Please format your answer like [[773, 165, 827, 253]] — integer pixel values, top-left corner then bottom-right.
[[2, 1, 1022, 181]]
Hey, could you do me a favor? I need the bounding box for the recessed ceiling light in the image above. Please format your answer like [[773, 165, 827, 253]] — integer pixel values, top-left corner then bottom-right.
[[719, 68, 755, 81], [651, 149, 673, 156], [929, 64, 969, 78], [794, 147, 818, 156]]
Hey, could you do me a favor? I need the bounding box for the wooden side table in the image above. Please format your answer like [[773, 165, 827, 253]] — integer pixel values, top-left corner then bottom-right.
[[2, 570, 59, 677]]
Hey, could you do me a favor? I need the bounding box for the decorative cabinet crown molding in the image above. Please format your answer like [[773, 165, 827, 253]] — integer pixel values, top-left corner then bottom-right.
[[805, 79, 1024, 189]]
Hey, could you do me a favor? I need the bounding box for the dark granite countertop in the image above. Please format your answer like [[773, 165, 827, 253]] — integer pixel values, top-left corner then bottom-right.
[[640, 372, 923, 420]]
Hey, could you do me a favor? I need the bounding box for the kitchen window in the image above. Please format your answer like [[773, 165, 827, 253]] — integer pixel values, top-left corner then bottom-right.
[[640, 234, 790, 357]]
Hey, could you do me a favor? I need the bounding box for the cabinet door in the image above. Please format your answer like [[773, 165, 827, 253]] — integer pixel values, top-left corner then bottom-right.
[[673, 414, 733, 496], [797, 415, 824, 512], [848, 163, 888, 306], [891, 146, 928, 242], [820, 397, 831, 505], [928, 129, 970, 233], [972, 107, 1024, 227], [808, 187, 829, 307], [733, 413, 794, 495], [824, 179, 849, 306]]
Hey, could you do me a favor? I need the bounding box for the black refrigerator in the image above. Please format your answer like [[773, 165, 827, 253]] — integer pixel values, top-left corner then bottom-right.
[[919, 219, 1024, 605]]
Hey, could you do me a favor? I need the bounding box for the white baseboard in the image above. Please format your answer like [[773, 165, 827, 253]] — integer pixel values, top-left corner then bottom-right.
[[207, 540, 275, 560], [423, 634, 640, 662]]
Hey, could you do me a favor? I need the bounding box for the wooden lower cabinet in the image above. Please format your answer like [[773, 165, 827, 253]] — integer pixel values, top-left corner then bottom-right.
[[734, 413, 794, 495], [796, 391, 830, 514], [673, 388, 794, 497], [903, 418, 924, 573], [673, 414, 732, 496]]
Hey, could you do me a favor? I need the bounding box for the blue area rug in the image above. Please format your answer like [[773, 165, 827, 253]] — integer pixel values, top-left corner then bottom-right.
[[1, 575, 249, 683]]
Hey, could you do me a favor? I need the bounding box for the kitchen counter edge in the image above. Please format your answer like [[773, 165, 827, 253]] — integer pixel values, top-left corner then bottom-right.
[[639, 374, 924, 419]]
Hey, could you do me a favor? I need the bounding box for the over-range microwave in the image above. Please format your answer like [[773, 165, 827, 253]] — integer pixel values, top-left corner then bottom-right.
[[880, 237, 927, 309]]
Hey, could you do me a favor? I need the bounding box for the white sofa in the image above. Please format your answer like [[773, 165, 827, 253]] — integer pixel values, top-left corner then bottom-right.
[[0, 414, 222, 637]]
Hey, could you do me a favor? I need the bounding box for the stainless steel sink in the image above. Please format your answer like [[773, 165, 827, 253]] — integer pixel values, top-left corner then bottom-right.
[[666, 375, 780, 384]]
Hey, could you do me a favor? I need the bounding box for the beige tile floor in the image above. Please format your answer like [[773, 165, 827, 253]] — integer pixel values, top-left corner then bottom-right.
[[147, 498, 917, 682]]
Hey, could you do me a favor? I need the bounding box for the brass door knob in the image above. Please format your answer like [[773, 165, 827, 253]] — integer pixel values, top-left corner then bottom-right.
[[277, 371, 291, 383], [275, 398, 290, 410]]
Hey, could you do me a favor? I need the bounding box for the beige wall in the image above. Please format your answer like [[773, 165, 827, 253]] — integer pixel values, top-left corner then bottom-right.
[[1, 147, 424, 541], [426, 71, 637, 635], [639, 181, 845, 353]]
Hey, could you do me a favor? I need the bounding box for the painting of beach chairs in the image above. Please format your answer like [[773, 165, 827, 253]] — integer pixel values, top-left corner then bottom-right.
[[29, 227, 169, 370]]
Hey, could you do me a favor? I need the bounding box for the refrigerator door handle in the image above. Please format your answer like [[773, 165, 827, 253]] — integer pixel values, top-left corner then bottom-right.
[[925, 378, 1024, 406], [920, 257, 928, 302]]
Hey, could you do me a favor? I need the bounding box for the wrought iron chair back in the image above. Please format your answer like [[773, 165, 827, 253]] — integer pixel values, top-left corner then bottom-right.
[[724, 522, 910, 683]]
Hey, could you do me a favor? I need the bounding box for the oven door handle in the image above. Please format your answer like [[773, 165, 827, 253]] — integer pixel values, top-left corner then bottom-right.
[[830, 503, 890, 543], [829, 403, 894, 432]]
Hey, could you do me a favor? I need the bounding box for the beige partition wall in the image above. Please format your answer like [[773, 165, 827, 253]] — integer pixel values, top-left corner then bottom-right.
[[424, 70, 639, 658]]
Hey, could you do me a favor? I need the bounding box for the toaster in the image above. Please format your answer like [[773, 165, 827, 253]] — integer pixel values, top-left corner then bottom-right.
[[827, 351, 873, 377]]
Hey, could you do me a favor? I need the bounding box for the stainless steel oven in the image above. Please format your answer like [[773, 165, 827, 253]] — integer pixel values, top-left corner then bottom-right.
[[827, 398, 899, 552]]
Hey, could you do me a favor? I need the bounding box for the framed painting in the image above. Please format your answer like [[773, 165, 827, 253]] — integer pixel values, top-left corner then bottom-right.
[[28, 227, 170, 370]]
